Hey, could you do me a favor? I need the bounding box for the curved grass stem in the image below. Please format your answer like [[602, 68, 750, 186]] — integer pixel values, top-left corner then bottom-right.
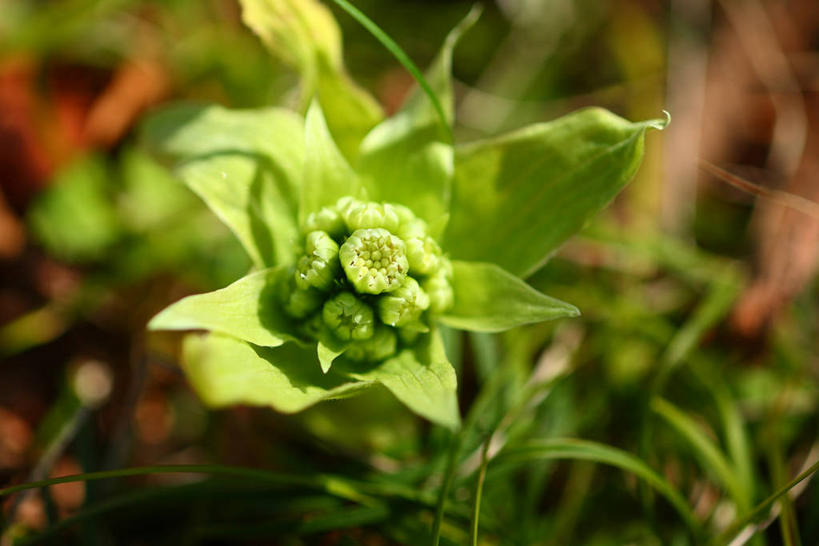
[[329, 0, 452, 141]]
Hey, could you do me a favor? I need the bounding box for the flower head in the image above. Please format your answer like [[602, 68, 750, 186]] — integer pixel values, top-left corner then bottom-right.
[[284, 197, 451, 360]]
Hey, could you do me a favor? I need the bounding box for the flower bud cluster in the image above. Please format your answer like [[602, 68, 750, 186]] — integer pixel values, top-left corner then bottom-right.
[[282, 198, 454, 362]]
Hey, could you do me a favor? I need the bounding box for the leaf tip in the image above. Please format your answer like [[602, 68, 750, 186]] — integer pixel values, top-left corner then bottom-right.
[[566, 304, 582, 318], [146, 310, 168, 331], [646, 110, 671, 131]]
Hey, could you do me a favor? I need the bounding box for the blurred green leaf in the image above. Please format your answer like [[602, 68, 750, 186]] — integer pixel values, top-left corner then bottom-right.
[[28, 155, 121, 262], [440, 261, 579, 333], [651, 397, 750, 512], [240, 0, 383, 159], [149, 268, 296, 348], [182, 333, 371, 413], [397, 5, 481, 128], [118, 149, 197, 232], [445, 108, 667, 277], [493, 438, 699, 533]]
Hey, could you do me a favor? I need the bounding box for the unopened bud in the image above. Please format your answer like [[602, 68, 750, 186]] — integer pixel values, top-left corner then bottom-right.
[[303, 207, 346, 239], [424, 259, 454, 313], [406, 236, 441, 275], [283, 277, 324, 318], [377, 277, 430, 327], [345, 325, 397, 361], [322, 292, 375, 341], [343, 201, 400, 233], [295, 231, 339, 291]]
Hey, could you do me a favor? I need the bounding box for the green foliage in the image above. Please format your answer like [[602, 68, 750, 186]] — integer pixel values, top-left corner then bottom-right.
[[28, 156, 121, 262], [9, 1, 819, 544], [143, 105, 304, 268], [240, 0, 383, 159], [182, 333, 369, 413], [302, 100, 361, 219], [145, 4, 661, 431], [441, 261, 579, 332], [492, 438, 700, 533], [149, 268, 294, 348], [445, 109, 668, 278]]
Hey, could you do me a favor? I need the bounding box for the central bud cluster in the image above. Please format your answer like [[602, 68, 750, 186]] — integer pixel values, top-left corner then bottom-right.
[[281, 198, 453, 362], [340, 228, 408, 294]]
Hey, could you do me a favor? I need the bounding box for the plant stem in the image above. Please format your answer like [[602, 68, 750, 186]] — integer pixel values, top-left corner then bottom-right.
[[470, 438, 491, 546]]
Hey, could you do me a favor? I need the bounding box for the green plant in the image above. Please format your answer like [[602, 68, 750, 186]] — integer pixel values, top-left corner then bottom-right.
[[144, 0, 665, 429]]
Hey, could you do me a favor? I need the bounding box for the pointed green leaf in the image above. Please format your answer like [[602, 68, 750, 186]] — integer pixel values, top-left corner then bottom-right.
[[183, 333, 372, 413], [316, 63, 384, 163], [439, 261, 579, 333], [355, 9, 478, 225], [142, 104, 304, 267], [174, 154, 299, 267], [240, 0, 383, 159], [149, 268, 298, 347], [400, 5, 481, 127], [302, 101, 360, 221], [338, 329, 460, 429], [445, 108, 667, 277], [317, 341, 345, 374]]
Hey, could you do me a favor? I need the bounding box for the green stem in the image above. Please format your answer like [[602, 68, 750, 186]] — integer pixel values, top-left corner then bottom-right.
[[330, 0, 451, 140], [470, 438, 491, 546], [714, 457, 819, 545], [432, 431, 464, 545], [0, 465, 310, 498]]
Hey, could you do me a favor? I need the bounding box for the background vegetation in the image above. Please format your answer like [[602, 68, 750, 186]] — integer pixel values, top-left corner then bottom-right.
[[1, 0, 818, 544]]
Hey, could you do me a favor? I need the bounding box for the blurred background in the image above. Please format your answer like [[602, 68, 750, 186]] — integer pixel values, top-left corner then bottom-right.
[[1, 0, 818, 544]]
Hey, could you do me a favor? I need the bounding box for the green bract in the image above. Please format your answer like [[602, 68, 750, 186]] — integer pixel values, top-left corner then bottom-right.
[[145, 3, 665, 429]]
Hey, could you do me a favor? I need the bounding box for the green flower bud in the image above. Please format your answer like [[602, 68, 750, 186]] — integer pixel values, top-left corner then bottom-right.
[[424, 259, 454, 313], [295, 231, 340, 291], [334, 196, 361, 220], [394, 206, 428, 240], [283, 283, 324, 319], [377, 277, 430, 327], [339, 228, 408, 294], [345, 325, 397, 361], [302, 312, 329, 340], [343, 201, 401, 233], [406, 236, 441, 275], [302, 207, 346, 239], [322, 292, 375, 341], [397, 326, 422, 344]]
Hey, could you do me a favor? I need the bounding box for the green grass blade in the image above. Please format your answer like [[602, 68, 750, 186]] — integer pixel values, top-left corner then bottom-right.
[[714, 457, 819, 545], [690, 358, 756, 507], [0, 464, 325, 498], [652, 397, 749, 512], [0, 463, 433, 507], [330, 0, 451, 140], [432, 431, 464, 546], [470, 438, 490, 546], [656, 266, 742, 385], [492, 438, 700, 534]]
